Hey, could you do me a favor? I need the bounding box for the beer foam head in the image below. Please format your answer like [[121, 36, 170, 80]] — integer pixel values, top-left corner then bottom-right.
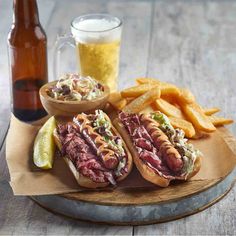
[[71, 16, 122, 43], [76, 19, 119, 32]]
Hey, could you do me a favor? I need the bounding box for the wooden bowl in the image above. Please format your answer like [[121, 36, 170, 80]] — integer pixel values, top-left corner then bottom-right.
[[39, 81, 110, 117]]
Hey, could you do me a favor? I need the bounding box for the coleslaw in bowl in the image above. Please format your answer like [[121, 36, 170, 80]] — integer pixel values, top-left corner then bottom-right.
[[39, 73, 110, 117]]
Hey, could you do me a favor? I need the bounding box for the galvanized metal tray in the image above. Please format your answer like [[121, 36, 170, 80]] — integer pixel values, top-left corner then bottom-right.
[[31, 169, 235, 225]]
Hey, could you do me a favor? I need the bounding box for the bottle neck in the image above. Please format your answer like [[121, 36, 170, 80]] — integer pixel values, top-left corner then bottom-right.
[[13, 0, 40, 27]]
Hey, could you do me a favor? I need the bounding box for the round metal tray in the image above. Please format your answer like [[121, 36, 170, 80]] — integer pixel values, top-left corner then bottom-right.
[[31, 168, 236, 225]]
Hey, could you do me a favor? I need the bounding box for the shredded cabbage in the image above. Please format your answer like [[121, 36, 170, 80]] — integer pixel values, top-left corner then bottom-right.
[[115, 158, 127, 176], [48, 74, 103, 101], [93, 110, 125, 157]]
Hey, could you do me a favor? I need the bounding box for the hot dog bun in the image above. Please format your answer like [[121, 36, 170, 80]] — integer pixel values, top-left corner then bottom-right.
[[113, 118, 201, 187], [53, 118, 133, 189]]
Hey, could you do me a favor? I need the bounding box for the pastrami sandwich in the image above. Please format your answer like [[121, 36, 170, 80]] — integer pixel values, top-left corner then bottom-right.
[[114, 111, 202, 187], [54, 110, 133, 188]]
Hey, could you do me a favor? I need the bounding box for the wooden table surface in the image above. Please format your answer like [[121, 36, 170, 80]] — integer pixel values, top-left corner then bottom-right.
[[1, 0, 236, 235]]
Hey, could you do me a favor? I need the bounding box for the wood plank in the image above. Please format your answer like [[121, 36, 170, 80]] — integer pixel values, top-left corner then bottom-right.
[[0, 144, 9, 181], [135, 0, 236, 234], [0, 104, 10, 149], [0, 122, 9, 151]]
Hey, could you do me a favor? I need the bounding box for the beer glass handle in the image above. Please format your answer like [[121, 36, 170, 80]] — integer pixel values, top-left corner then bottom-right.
[[53, 34, 76, 80]]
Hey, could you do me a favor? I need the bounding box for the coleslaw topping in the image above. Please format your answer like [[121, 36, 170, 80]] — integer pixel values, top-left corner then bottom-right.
[[152, 111, 201, 176], [47, 74, 104, 101]]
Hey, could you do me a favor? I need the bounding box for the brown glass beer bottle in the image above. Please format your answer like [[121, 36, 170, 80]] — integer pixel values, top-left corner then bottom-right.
[[8, 0, 48, 121]]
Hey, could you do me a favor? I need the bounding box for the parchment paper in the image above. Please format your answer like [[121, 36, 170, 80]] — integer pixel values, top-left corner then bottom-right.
[[6, 114, 236, 195]]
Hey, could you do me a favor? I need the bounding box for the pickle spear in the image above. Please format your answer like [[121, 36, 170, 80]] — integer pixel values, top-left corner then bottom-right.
[[33, 116, 56, 169]]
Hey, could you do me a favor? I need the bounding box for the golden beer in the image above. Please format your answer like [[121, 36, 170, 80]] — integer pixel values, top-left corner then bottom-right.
[[77, 40, 120, 91], [70, 14, 122, 92]]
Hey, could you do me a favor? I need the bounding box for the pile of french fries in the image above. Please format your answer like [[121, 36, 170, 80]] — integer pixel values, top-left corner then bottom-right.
[[108, 78, 233, 139]]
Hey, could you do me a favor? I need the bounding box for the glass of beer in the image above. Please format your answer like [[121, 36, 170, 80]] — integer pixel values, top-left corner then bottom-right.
[[54, 14, 122, 92]]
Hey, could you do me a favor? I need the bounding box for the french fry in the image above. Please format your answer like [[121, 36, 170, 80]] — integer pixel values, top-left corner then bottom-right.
[[182, 102, 216, 132], [208, 116, 234, 126], [140, 105, 154, 114], [136, 77, 160, 85], [177, 88, 195, 104], [161, 94, 178, 104], [169, 117, 196, 138], [160, 84, 180, 97], [153, 98, 185, 119], [108, 92, 127, 110], [130, 77, 233, 137], [121, 84, 155, 98], [136, 77, 181, 98], [122, 86, 161, 113], [136, 77, 175, 87], [137, 78, 195, 104], [204, 107, 220, 116], [126, 97, 135, 104]]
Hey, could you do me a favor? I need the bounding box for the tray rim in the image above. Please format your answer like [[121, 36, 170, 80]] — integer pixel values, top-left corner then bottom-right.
[[30, 173, 236, 226], [59, 171, 233, 206]]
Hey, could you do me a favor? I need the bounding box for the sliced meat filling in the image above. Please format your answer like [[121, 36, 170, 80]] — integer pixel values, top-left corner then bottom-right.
[[119, 112, 184, 180], [57, 123, 116, 185]]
